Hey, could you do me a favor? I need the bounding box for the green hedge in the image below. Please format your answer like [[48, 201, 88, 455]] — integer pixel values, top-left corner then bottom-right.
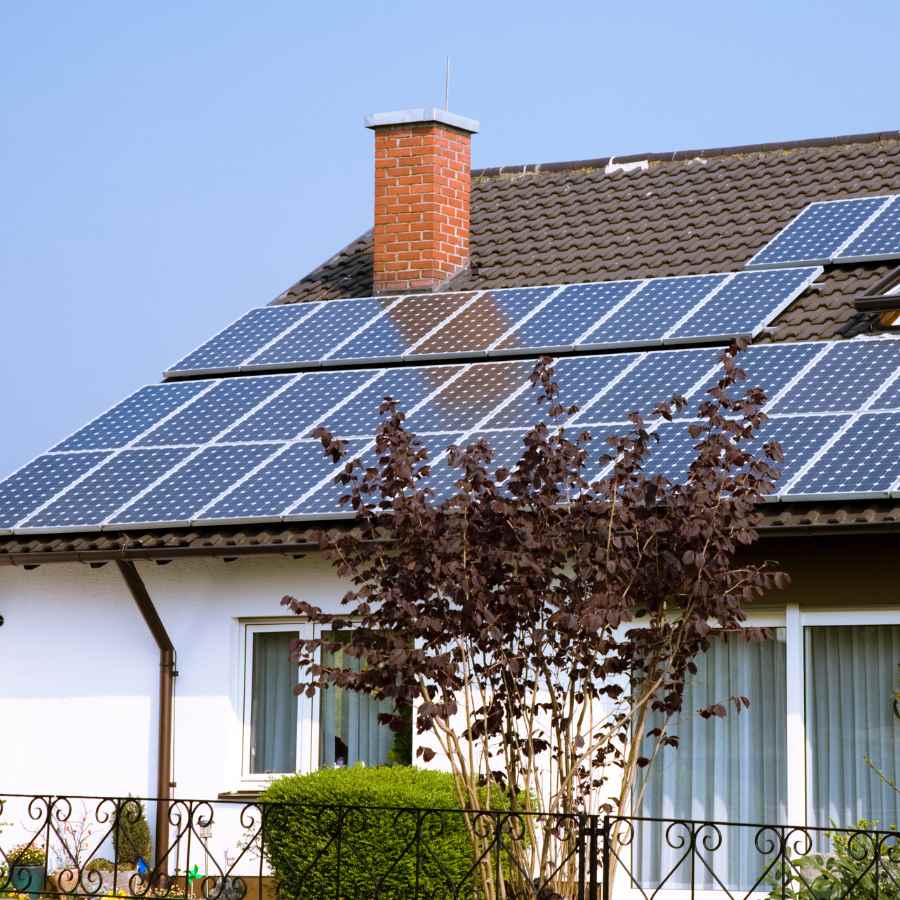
[[261, 766, 509, 899]]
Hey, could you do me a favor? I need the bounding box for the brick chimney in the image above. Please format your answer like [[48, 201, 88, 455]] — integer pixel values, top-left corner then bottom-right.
[[365, 108, 479, 295]]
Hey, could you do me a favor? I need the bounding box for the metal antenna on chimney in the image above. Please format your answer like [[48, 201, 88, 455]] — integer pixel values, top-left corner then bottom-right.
[[443, 56, 450, 110]]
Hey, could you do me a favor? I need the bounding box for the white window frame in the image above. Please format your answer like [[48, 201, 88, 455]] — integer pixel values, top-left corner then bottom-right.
[[239, 620, 321, 785], [617, 604, 900, 900]]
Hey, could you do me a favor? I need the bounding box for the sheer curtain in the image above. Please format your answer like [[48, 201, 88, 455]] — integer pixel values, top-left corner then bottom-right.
[[249, 630, 299, 774], [635, 631, 787, 890], [320, 631, 395, 768], [806, 625, 900, 829]]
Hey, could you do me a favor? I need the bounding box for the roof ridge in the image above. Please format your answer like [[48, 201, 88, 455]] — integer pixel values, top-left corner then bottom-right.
[[473, 129, 900, 178]]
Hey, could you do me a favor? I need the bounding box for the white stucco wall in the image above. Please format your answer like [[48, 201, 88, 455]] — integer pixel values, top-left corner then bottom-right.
[[0, 554, 353, 800]]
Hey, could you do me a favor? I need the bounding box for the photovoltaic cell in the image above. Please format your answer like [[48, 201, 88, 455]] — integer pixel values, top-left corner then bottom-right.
[[747, 197, 890, 268], [137, 376, 292, 446], [770, 341, 900, 414], [328, 293, 475, 363], [203, 441, 359, 521], [486, 354, 641, 430], [581, 274, 727, 348], [250, 298, 389, 368], [786, 412, 900, 498], [22, 448, 192, 529], [577, 348, 720, 424], [53, 381, 209, 452], [669, 268, 821, 342], [167, 306, 317, 374], [317, 366, 463, 437], [0, 452, 111, 529], [223, 370, 377, 443], [414, 287, 555, 357], [837, 198, 900, 262], [109, 444, 276, 525], [493, 281, 641, 353], [406, 361, 534, 433]]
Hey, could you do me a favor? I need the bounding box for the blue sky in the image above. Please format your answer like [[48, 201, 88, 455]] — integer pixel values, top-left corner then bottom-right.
[[2, 0, 898, 477]]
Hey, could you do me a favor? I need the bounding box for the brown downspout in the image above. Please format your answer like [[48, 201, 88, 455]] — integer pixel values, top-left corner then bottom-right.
[[115, 560, 175, 873]]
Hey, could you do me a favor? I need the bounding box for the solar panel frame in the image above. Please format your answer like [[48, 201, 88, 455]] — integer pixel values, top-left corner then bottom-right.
[[324, 292, 478, 366], [665, 267, 823, 345], [834, 195, 900, 264], [487, 280, 647, 356], [244, 296, 400, 372], [410, 287, 559, 360], [575, 274, 729, 351], [780, 412, 900, 502], [164, 304, 324, 378], [746, 196, 895, 270]]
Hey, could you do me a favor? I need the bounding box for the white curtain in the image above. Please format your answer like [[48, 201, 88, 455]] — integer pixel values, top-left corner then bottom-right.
[[806, 625, 900, 829], [249, 630, 299, 774], [635, 631, 787, 890], [320, 631, 395, 767]]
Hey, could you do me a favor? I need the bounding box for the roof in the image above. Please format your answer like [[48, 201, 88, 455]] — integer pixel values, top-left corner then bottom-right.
[[6, 129, 900, 564], [277, 129, 900, 343]]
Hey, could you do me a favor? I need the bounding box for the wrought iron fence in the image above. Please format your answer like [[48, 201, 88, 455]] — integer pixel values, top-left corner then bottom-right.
[[1, 794, 899, 899]]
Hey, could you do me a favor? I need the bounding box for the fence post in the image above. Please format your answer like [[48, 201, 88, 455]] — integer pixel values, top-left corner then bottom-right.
[[601, 815, 611, 900], [577, 814, 587, 900], [586, 815, 599, 900]]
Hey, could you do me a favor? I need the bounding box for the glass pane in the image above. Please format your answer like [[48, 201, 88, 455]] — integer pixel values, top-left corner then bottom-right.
[[806, 624, 900, 828], [319, 631, 396, 768], [249, 631, 299, 774], [634, 630, 787, 891]]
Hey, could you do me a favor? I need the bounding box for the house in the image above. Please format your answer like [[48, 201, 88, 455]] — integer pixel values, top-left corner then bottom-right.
[[3, 107, 900, 890]]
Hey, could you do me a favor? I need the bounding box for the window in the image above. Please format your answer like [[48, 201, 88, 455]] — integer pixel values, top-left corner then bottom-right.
[[241, 622, 402, 779], [635, 630, 788, 890], [627, 610, 900, 893], [806, 624, 900, 828]]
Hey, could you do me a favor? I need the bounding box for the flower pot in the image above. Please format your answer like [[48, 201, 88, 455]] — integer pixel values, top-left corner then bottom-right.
[[11, 864, 45, 897]]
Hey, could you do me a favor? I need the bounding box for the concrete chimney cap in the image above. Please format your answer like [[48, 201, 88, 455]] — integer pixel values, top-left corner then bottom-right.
[[364, 108, 480, 134]]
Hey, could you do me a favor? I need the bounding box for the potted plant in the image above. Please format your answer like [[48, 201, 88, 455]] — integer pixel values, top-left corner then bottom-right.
[[9, 843, 47, 897]]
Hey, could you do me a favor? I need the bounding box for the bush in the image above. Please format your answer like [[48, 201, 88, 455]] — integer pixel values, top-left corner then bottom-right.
[[261, 766, 512, 899], [113, 798, 151, 866], [766, 820, 900, 898]]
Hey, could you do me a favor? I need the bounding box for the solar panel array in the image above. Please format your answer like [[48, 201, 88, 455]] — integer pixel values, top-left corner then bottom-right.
[[163, 268, 821, 377], [747, 194, 900, 269], [6, 337, 900, 535]]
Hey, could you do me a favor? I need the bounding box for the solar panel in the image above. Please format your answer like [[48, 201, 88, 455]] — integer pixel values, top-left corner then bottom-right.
[[784, 412, 900, 500], [689, 341, 827, 408], [13, 336, 900, 534], [490, 281, 643, 354], [20, 448, 192, 530], [406, 361, 534, 433], [0, 452, 111, 530], [747, 196, 892, 269], [836, 197, 900, 263], [485, 354, 642, 430], [223, 370, 379, 443], [108, 444, 276, 526], [574, 348, 721, 424], [136, 376, 293, 446], [327, 293, 476, 364], [316, 365, 463, 437], [668, 268, 821, 343], [769, 340, 900, 414], [247, 298, 392, 370], [411, 287, 557, 358], [199, 440, 361, 523], [54, 381, 210, 452], [578, 274, 728, 349], [166, 305, 320, 376]]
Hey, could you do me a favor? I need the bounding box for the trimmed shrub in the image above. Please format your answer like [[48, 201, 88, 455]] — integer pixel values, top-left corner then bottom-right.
[[261, 766, 510, 899], [113, 798, 151, 866]]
